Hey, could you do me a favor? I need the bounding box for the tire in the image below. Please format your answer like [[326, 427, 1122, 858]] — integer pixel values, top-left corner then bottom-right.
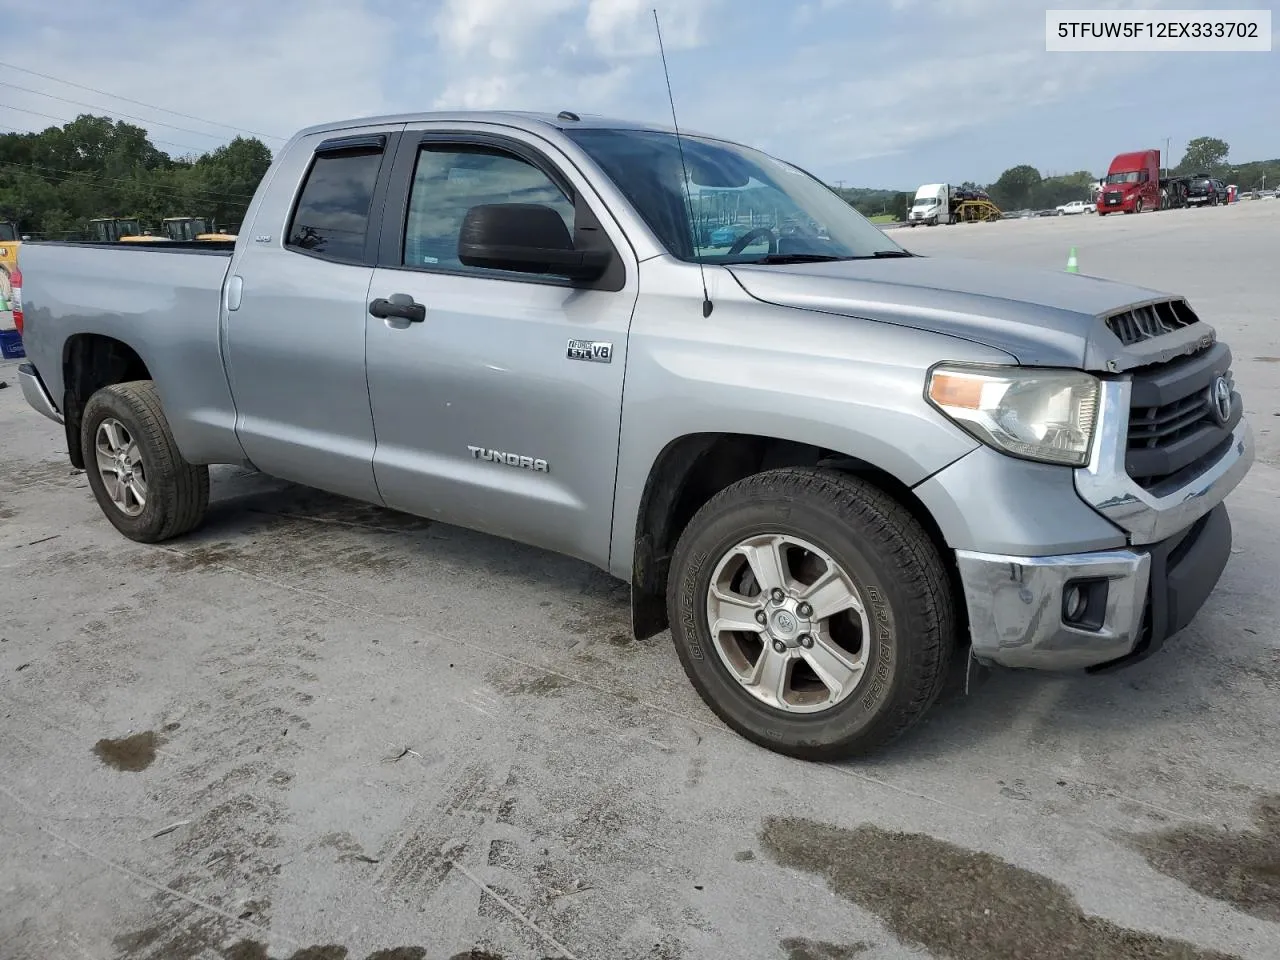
[[1135, 198, 1143, 214], [667, 468, 956, 760], [81, 381, 210, 543]]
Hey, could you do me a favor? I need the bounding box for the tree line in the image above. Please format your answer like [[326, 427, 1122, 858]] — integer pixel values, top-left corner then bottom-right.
[[2, 116, 1276, 236], [0, 114, 273, 238]]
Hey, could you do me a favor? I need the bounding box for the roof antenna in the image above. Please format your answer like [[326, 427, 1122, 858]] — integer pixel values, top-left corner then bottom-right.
[[653, 8, 712, 318]]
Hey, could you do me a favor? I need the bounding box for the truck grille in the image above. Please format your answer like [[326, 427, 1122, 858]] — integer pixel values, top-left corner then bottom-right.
[[1125, 343, 1238, 490], [1105, 299, 1199, 346], [1103, 190, 1123, 205]]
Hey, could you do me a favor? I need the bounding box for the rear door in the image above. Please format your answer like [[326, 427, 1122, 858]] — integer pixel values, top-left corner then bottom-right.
[[362, 125, 639, 567], [223, 125, 403, 501]]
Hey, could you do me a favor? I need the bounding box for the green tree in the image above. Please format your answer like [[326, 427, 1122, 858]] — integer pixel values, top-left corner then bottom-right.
[[0, 114, 271, 237], [990, 164, 1042, 210], [1177, 137, 1229, 176]]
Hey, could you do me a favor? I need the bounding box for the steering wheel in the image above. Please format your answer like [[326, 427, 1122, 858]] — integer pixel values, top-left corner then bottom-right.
[[726, 226, 777, 256]]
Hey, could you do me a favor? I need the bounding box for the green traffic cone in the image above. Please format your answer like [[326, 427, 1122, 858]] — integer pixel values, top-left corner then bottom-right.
[[1066, 247, 1079, 273]]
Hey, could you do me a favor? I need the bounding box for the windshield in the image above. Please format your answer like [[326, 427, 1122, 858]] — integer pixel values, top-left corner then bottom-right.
[[913, 197, 938, 206], [1104, 171, 1140, 184], [566, 128, 905, 263], [0, 222, 16, 242]]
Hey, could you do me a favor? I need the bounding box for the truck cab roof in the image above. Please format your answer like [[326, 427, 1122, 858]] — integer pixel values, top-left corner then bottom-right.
[[290, 110, 719, 144]]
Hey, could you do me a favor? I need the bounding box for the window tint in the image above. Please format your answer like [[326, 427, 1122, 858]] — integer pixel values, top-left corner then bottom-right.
[[287, 147, 383, 261], [403, 146, 574, 272]]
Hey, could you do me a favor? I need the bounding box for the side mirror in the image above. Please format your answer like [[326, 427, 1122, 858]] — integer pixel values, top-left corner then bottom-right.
[[458, 203, 610, 282]]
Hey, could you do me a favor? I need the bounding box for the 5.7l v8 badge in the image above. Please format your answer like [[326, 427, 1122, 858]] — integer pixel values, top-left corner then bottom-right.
[[567, 339, 613, 363]]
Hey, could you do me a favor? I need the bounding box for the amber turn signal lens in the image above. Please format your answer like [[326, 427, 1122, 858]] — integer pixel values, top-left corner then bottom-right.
[[928, 372, 984, 410]]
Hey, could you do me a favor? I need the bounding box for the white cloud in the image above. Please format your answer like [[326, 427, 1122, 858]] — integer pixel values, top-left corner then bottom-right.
[[426, 0, 718, 112], [1, 0, 1267, 187], [0, 0, 398, 153], [675, 0, 1157, 173]]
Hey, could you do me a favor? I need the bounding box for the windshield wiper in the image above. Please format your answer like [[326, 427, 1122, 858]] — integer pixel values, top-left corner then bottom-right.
[[865, 249, 914, 258], [742, 253, 853, 265]]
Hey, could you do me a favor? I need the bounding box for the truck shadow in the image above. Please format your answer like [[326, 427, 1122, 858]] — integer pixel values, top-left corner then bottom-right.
[[193, 466, 1265, 772]]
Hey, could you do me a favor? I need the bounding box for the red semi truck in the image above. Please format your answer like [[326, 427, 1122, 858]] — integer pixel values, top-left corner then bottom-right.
[[1096, 149, 1160, 215]]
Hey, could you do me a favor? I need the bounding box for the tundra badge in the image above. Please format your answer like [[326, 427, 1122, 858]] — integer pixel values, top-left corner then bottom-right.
[[567, 339, 613, 363], [468, 446, 549, 473]]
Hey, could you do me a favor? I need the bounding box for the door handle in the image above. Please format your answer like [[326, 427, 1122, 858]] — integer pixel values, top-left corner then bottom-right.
[[369, 293, 425, 323]]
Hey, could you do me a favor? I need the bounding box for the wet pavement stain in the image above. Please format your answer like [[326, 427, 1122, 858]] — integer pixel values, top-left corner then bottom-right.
[[780, 938, 870, 960], [222, 945, 427, 960], [114, 923, 231, 959], [93, 730, 158, 771], [760, 817, 1241, 960], [1128, 794, 1280, 922]]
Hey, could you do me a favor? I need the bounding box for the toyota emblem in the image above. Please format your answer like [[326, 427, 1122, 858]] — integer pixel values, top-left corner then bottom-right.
[[1208, 376, 1232, 425]]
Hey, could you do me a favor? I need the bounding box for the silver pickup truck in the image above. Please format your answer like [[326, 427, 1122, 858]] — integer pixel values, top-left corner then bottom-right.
[[15, 111, 1254, 759]]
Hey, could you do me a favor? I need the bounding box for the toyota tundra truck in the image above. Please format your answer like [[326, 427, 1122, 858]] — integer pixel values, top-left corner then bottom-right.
[[14, 111, 1255, 759]]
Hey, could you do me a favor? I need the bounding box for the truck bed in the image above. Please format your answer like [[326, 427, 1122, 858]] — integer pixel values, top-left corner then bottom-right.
[[17, 239, 244, 466]]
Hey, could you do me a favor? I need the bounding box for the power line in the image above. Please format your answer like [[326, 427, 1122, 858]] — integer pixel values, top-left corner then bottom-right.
[[0, 59, 286, 141], [0, 102, 213, 156], [0, 79, 234, 142], [0, 159, 256, 204]]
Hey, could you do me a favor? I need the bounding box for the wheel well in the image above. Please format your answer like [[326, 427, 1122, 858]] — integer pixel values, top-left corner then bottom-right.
[[630, 433, 962, 642], [61, 334, 152, 469]]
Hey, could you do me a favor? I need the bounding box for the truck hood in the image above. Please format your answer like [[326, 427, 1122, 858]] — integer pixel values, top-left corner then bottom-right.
[[726, 255, 1215, 372]]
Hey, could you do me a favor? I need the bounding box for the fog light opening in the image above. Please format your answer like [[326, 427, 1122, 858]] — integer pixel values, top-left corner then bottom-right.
[[1062, 577, 1109, 631], [1063, 585, 1087, 622]]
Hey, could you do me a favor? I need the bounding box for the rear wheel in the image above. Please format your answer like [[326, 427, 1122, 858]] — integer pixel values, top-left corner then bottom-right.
[[81, 381, 209, 543], [667, 468, 956, 760]]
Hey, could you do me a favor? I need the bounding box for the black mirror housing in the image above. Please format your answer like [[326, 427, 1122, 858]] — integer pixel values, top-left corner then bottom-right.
[[458, 203, 610, 281]]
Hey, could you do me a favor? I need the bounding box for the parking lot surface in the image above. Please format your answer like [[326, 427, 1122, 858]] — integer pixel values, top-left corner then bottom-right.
[[2, 201, 1278, 960]]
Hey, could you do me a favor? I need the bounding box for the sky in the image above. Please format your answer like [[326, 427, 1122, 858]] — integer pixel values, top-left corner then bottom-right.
[[0, 0, 1275, 190]]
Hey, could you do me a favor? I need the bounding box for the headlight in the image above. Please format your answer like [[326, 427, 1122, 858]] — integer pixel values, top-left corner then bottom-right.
[[927, 365, 1100, 466]]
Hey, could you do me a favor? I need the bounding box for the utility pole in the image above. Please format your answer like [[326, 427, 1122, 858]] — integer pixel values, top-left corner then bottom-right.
[[1164, 136, 1172, 177]]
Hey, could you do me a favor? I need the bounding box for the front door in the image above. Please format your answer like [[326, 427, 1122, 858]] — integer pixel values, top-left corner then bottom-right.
[[364, 127, 638, 567], [223, 126, 402, 502]]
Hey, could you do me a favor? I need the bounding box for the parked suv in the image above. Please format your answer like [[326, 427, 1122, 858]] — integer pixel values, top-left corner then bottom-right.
[[1185, 176, 1229, 206]]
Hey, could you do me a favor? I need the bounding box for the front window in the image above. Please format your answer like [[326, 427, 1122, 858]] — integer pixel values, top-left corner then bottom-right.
[[0, 222, 16, 242], [566, 128, 904, 263], [1104, 171, 1141, 185], [913, 197, 938, 207], [402, 145, 574, 272]]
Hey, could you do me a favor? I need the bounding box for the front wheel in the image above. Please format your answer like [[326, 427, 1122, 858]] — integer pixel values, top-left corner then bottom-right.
[[1135, 198, 1144, 214], [666, 468, 956, 760], [81, 381, 210, 543]]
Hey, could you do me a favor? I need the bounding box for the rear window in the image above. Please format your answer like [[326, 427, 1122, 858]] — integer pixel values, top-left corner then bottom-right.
[[286, 146, 384, 262]]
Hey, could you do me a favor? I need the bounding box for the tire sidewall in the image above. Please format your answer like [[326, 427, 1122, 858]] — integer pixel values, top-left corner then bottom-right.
[[670, 491, 916, 755], [81, 387, 168, 540]]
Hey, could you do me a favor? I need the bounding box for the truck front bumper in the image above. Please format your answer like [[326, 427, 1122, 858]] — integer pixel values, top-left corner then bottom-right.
[[957, 503, 1232, 671]]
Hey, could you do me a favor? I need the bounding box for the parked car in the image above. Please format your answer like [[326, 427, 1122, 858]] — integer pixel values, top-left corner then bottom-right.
[[1055, 200, 1091, 216], [14, 110, 1255, 759], [1185, 176, 1229, 206]]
